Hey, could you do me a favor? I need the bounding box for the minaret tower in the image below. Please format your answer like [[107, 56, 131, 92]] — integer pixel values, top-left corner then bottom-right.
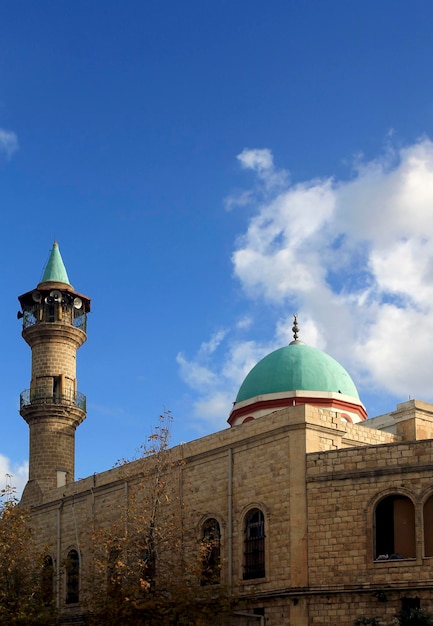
[[18, 242, 91, 506]]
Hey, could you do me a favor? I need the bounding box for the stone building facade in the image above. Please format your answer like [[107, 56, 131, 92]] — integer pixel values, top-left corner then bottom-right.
[[15, 244, 433, 625]]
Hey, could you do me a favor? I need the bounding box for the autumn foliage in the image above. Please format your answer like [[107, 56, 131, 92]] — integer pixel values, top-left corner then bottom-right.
[[85, 412, 236, 625], [0, 481, 55, 625]]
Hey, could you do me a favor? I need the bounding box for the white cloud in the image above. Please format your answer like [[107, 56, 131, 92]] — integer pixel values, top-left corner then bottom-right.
[[233, 179, 335, 300], [224, 189, 254, 212], [236, 147, 289, 191], [176, 352, 218, 389], [0, 128, 19, 159], [197, 330, 228, 356], [176, 330, 229, 392], [236, 316, 253, 330], [233, 137, 433, 395], [335, 141, 433, 257], [0, 454, 28, 498], [353, 304, 433, 397], [178, 331, 278, 430], [180, 137, 433, 427], [237, 148, 274, 172], [193, 391, 235, 428]]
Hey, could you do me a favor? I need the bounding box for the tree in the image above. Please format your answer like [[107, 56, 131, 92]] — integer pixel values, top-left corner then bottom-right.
[[396, 608, 433, 626], [355, 607, 433, 626], [354, 616, 382, 625], [86, 411, 236, 625], [0, 480, 55, 625]]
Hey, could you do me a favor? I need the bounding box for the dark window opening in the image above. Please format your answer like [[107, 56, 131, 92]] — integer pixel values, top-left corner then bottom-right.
[[66, 549, 79, 604], [53, 376, 62, 403], [401, 597, 421, 612], [46, 303, 56, 323], [243, 508, 265, 580], [375, 495, 415, 560], [200, 518, 221, 585], [254, 608, 265, 616]]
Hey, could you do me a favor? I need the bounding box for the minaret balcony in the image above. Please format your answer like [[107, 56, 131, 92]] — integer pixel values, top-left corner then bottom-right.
[[20, 389, 87, 412], [22, 304, 87, 332]]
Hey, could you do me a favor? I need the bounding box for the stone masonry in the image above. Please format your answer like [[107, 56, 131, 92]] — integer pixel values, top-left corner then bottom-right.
[[26, 401, 433, 625]]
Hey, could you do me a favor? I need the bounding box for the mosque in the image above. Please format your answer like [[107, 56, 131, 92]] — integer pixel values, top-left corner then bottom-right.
[[16, 243, 433, 625]]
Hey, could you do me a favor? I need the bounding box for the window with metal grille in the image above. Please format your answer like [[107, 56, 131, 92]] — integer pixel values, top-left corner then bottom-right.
[[243, 509, 265, 580], [65, 549, 80, 604]]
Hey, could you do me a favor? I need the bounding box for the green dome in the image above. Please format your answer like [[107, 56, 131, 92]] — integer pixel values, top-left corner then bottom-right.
[[236, 342, 359, 403]]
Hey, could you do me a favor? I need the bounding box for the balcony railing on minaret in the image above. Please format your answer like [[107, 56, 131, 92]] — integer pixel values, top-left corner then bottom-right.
[[20, 389, 87, 412], [20, 303, 87, 332]]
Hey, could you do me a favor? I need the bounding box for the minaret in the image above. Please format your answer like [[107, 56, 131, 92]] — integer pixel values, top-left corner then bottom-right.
[[18, 242, 91, 506]]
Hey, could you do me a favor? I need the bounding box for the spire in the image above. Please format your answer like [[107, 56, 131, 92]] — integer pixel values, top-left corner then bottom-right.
[[39, 241, 71, 287]]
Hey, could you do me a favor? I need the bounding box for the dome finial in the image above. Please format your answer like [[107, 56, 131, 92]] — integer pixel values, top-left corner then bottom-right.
[[289, 314, 303, 345], [292, 314, 299, 341]]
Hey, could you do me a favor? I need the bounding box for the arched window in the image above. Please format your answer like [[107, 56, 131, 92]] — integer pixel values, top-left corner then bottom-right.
[[375, 495, 415, 560], [243, 508, 265, 580], [41, 555, 55, 606], [200, 518, 221, 585], [423, 494, 433, 557], [65, 549, 80, 604]]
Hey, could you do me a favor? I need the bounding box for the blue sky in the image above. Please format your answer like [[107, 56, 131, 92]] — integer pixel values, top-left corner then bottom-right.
[[1, 1, 433, 493]]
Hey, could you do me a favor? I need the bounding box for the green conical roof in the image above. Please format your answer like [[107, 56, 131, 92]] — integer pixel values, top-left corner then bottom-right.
[[236, 342, 359, 403], [40, 242, 71, 286]]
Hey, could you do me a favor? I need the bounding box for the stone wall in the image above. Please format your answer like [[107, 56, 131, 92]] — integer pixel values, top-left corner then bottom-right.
[[26, 403, 433, 624]]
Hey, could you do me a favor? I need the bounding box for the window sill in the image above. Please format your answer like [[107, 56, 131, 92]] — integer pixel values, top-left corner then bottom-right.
[[373, 557, 416, 566], [241, 576, 267, 584]]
